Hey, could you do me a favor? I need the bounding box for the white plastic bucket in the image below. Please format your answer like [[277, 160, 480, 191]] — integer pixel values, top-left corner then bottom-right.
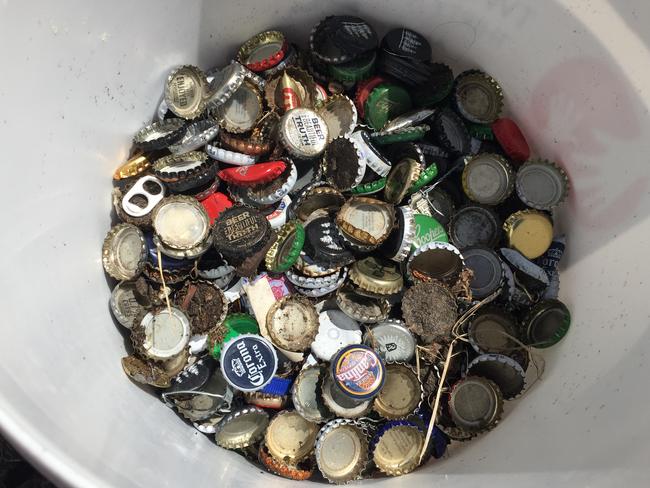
[[1, 0, 649, 486]]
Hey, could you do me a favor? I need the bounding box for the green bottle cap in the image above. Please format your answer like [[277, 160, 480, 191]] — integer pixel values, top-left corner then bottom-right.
[[524, 299, 571, 348], [328, 51, 377, 83], [212, 313, 260, 358], [408, 163, 438, 194], [465, 121, 494, 141], [364, 84, 412, 131], [411, 63, 454, 107], [410, 213, 448, 251], [350, 177, 387, 195], [371, 124, 429, 145]]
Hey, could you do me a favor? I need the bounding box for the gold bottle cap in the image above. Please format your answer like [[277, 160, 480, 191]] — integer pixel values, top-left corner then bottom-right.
[[315, 420, 369, 484], [503, 209, 553, 259], [164, 65, 208, 120], [258, 442, 315, 480], [293, 185, 346, 222], [349, 256, 404, 295], [121, 355, 171, 388], [462, 153, 514, 205], [384, 158, 422, 204], [152, 195, 211, 251], [113, 154, 151, 181], [102, 223, 147, 281], [265, 67, 318, 113], [373, 363, 424, 419], [336, 196, 396, 246], [214, 406, 269, 450], [237, 30, 287, 71], [265, 410, 319, 464], [214, 80, 263, 134], [317, 94, 358, 141], [373, 424, 424, 476], [266, 295, 319, 352]]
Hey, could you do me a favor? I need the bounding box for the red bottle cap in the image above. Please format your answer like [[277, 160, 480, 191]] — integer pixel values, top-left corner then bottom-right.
[[355, 76, 386, 119], [218, 161, 287, 187], [200, 192, 234, 225], [492, 118, 530, 163]]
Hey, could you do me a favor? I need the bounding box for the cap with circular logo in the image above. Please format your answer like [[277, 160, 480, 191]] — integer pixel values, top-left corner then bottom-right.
[[315, 419, 369, 484], [407, 241, 465, 284], [265, 410, 319, 464], [449, 204, 501, 249], [432, 107, 471, 155], [331, 344, 385, 401], [336, 284, 391, 324], [218, 160, 287, 187], [214, 405, 269, 449], [448, 376, 503, 433], [312, 310, 362, 361], [102, 223, 147, 281], [384, 158, 422, 204], [523, 298, 571, 348], [409, 213, 449, 254], [205, 62, 247, 110], [453, 69, 504, 124], [317, 94, 358, 141], [214, 80, 263, 133], [373, 363, 423, 419], [292, 365, 333, 423], [219, 334, 277, 392], [322, 135, 367, 191], [152, 195, 211, 252], [492, 117, 530, 163], [364, 84, 413, 131], [372, 422, 424, 476], [212, 205, 271, 260], [381, 28, 431, 62], [237, 30, 287, 72], [279, 107, 329, 159], [462, 153, 515, 205], [336, 196, 396, 247], [131, 307, 191, 361], [110, 281, 148, 329], [462, 247, 504, 300], [132, 118, 186, 151], [467, 353, 526, 400], [164, 65, 209, 119], [363, 320, 416, 362], [349, 256, 404, 296], [515, 159, 569, 211], [503, 209, 554, 259], [266, 295, 319, 352]]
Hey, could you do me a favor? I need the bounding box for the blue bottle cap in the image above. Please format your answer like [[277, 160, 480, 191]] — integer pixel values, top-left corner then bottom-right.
[[144, 233, 194, 270], [220, 334, 278, 392], [330, 344, 385, 400], [259, 376, 294, 396]]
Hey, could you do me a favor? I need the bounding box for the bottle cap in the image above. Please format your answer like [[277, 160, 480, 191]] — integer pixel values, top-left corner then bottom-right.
[[199, 192, 234, 226], [304, 217, 355, 269], [491, 117, 530, 162], [169, 368, 234, 422], [264, 220, 305, 273], [467, 353, 526, 400], [328, 15, 378, 56], [285, 266, 342, 289], [212, 205, 272, 260], [219, 334, 277, 392], [409, 213, 448, 254], [363, 319, 416, 362], [349, 130, 392, 177], [205, 62, 246, 110], [402, 281, 457, 344], [373, 363, 423, 419], [266, 295, 319, 352], [164, 65, 208, 119], [131, 307, 191, 361], [503, 209, 553, 259], [237, 30, 287, 72], [265, 410, 319, 464], [214, 406, 269, 449], [175, 280, 228, 334], [384, 158, 422, 204], [121, 355, 171, 388], [163, 356, 217, 398], [523, 298, 571, 348], [294, 273, 346, 298], [432, 108, 471, 155], [449, 204, 501, 249], [312, 310, 362, 361], [206, 143, 257, 166], [372, 422, 424, 476], [407, 164, 438, 194], [294, 251, 341, 278], [379, 205, 416, 262], [349, 256, 404, 295], [168, 118, 220, 154], [265, 67, 317, 113], [407, 241, 464, 284], [411, 63, 455, 106], [364, 83, 412, 131], [320, 375, 372, 418], [110, 281, 148, 329], [309, 17, 356, 65], [462, 247, 505, 300], [262, 41, 300, 77], [132, 118, 186, 151], [258, 442, 315, 480], [102, 224, 147, 281], [381, 108, 435, 134], [330, 344, 385, 400], [210, 313, 260, 358], [336, 284, 391, 324], [322, 135, 367, 191], [219, 130, 273, 157], [113, 154, 151, 182], [279, 107, 329, 159], [462, 153, 515, 205], [328, 50, 377, 83], [241, 159, 296, 207], [453, 70, 504, 124], [292, 365, 334, 423], [315, 419, 369, 484], [152, 196, 210, 251], [449, 376, 503, 432], [214, 80, 263, 133], [120, 175, 166, 219], [292, 184, 345, 222], [515, 159, 569, 210], [153, 151, 215, 192], [381, 28, 431, 62], [317, 94, 358, 141], [336, 196, 396, 246], [371, 124, 430, 146], [355, 75, 387, 118], [467, 306, 520, 355], [218, 160, 286, 187]]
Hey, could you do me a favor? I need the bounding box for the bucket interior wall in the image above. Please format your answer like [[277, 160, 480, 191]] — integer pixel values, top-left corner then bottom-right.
[[1, 0, 649, 486]]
